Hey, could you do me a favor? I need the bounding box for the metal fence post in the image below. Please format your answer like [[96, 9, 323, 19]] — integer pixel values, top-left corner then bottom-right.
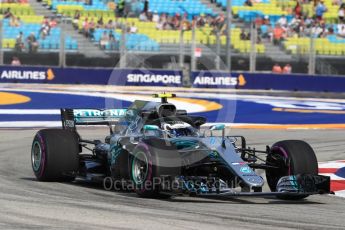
[[191, 23, 196, 71], [249, 23, 257, 72], [0, 20, 4, 65], [308, 35, 315, 75], [215, 30, 221, 70], [59, 19, 65, 67], [179, 28, 184, 69], [119, 24, 127, 68], [226, 0, 232, 72]]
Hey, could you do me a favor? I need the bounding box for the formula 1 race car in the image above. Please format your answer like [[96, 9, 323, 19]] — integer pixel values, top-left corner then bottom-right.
[[31, 93, 331, 199]]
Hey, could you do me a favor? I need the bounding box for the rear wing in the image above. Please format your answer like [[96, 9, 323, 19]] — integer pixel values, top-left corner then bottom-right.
[[60, 108, 127, 131]]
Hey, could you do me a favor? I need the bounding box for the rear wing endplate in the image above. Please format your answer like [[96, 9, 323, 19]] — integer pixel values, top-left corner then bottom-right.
[[60, 108, 127, 131]]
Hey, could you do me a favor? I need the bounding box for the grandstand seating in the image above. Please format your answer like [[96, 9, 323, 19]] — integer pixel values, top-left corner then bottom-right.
[[93, 28, 160, 51], [46, 0, 115, 17], [1, 0, 344, 56], [1, 2, 78, 51], [148, 0, 214, 19], [0, 3, 34, 15], [284, 36, 345, 56], [214, 0, 345, 56]]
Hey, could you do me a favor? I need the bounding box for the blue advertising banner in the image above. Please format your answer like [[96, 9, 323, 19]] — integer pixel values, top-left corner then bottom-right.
[[1, 66, 345, 92], [0, 66, 183, 87], [191, 71, 345, 92]]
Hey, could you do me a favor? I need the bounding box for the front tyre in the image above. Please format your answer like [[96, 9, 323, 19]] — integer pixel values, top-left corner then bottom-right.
[[131, 138, 181, 198], [31, 129, 80, 181], [266, 140, 318, 200]]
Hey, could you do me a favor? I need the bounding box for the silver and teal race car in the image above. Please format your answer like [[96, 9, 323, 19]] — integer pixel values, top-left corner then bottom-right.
[[31, 94, 330, 199]]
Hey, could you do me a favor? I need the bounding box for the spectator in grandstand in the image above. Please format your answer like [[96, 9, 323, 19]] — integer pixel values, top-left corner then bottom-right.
[[116, 0, 125, 17], [125, 0, 132, 17], [152, 10, 160, 23], [289, 15, 302, 35], [304, 16, 314, 27], [172, 13, 182, 29], [143, 0, 149, 13], [15, 31, 24, 52], [315, 1, 327, 21], [310, 22, 327, 37], [146, 11, 153, 21], [4, 7, 13, 19], [240, 29, 248, 40], [213, 13, 225, 30], [88, 18, 96, 39], [196, 14, 206, 27], [318, 22, 329, 37], [272, 63, 282, 73], [338, 4, 345, 23], [260, 23, 273, 41], [254, 15, 264, 27], [337, 24, 345, 37], [49, 17, 57, 28], [109, 30, 115, 40], [332, 0, 343, 5], [97, 16, 104, 28], [27, 32, 39, 53], [277, 15, 288, 28], [109, 31, 118, 50], [263, 15, 270, 25], [273, 24, 285, 45], [9, 15, 21, 27], [11, 56, 21, 66], [130, 22, 138, 33], [328, 26, 335, 35], [73, 10, 81, 30], [139, 12, 148, 21], [181, 18, 192, 31], [82, 18, 89, 36], [244, 0, 253, 6], [283, 64, 292, 73], [39, 19, 51, 39], [156, 16, 167, 30], [99, 31, 109, 50], [106, 19, 116, 29], [293, 1, 303, 18]]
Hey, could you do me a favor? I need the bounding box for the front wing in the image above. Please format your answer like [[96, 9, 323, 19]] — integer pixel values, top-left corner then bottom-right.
[[163, 174, 331, 197]]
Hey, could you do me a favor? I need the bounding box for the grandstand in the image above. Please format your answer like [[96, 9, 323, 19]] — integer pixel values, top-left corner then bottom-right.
[[0, 0, 344, 74]]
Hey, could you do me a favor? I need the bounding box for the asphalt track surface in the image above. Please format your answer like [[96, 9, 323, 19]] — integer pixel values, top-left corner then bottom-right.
[[1, 128, 345, 230]]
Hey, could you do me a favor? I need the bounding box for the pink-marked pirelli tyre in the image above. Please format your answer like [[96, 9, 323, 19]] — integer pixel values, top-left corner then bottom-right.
[[266, 140, 318, 200], [131, 138, 181, 198], [31, 129, 79, 181]]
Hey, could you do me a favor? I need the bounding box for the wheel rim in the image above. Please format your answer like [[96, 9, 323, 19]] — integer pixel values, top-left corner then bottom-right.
[[32, 141, 42, 172], [132, 151, 149, 185]]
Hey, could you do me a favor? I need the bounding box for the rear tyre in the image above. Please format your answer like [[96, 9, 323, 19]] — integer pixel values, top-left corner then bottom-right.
[[31, 129, 80, 181], [131, 138, 181, 198], [266, 140, 318, 200]]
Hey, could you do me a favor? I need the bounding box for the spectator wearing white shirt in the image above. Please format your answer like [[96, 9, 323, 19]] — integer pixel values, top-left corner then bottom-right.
[[139, 12, 148, 21], [277, 15, 288, 28], [99, 31, 109, 50], [130, 22, 138, 33], [337, 24, 345, 37], [152, 11, 160, 23]]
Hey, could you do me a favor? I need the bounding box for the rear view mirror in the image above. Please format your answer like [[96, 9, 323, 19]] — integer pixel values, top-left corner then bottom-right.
[[210, 124, 225, 131], [143, 125, 160, 131]]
